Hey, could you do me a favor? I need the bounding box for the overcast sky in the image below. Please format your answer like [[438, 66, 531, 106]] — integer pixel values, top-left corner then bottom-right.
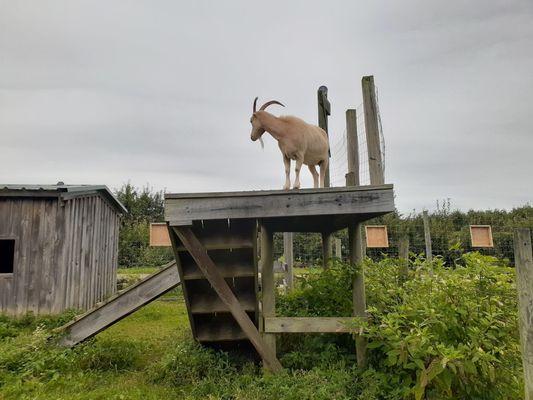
[[1, 1, 532, 213]]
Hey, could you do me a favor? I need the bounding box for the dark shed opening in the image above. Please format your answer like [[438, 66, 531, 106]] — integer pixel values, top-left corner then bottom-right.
[[0, 239, 15, 274]]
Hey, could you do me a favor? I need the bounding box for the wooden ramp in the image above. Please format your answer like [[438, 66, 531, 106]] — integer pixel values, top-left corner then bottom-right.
[[58, 261, 180, 347]]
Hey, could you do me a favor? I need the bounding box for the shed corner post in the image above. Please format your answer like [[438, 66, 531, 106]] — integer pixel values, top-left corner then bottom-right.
[[514, 228, 533, 400]]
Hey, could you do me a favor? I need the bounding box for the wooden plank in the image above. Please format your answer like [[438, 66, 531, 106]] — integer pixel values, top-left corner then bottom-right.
[[173, 226, 282, 372], [260, 224, 276, 354], [422, 210, 433, 270], [165, 185, 394, 223], [58, 261, 180, 347], [345, 109, 360, 186], [349, 221, 367, 367], [514, 228, 533, 400], [264, 317, 355, 333], [362, 75, 384, 185], [180, 248, 255, 280]]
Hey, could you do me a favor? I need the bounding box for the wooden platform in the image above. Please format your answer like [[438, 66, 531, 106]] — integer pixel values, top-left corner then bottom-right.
[[165, 184, 394, 232], [164, 185, 394, 371]]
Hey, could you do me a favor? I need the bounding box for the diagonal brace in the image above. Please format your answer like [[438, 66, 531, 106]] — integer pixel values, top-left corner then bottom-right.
[[172, 226, 282, 373]]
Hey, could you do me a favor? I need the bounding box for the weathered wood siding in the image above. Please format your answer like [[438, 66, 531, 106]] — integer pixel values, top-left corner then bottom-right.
[[0, 195, 119, 315]]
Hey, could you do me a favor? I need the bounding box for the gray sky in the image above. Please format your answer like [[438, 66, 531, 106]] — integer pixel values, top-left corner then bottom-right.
[[1, 0, 532, 213]]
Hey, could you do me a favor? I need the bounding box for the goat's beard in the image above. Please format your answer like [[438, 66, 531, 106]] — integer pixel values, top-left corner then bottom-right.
[[259, 136, 264, 149]]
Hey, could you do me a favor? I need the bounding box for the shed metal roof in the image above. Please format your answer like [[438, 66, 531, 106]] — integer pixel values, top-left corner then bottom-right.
[[0, 184, 127, 214]]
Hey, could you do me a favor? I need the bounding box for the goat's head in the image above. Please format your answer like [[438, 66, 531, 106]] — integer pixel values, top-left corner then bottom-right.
[[250, 97, 285, 147]]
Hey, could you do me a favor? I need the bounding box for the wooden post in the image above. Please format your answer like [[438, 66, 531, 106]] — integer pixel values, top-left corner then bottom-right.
[[361, 76, 384, 185], [346, 106, 367, 366], [398, 236, 409, 283], [318, 86, 333, 268], [283, 232, 294, 291], [335, 238, 342, 259], [317, 86, 331, 188], [422, 210, 433, 269], [261, 224, 277, 357], [322, 232, 332, 269], [514, 228, 533, 400], [345, 109, 360, 186], [349, 222, 367, 367]]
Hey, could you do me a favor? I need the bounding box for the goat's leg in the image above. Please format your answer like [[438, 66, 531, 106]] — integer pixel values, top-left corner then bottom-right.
[[283, 155, 291, 190], [308, 165, 319, 188], [319, 159, 329, 188], [293, 157, 304, 189]]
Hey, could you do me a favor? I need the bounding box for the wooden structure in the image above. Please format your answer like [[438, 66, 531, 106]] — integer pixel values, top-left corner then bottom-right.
[[0, 184, 126, 315], [165, 184, 394, 370], [514, 228, 533, 400], [470, 225, 494, 248], [59, 260, 180, 347], [365, 225, 389, 248]]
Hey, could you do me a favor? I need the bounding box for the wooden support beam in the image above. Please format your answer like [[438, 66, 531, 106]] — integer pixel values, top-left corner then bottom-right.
[[362, 76, 384, 185], [173, 226, 282, 372], [514, 228, 533, 400], [349, 222, 367, 367], [283, 232, 294, 291], [261, 224, 277, 354], [264, 317, 355, 333]]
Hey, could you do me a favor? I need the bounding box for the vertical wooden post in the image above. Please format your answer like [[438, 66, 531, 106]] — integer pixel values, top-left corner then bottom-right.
[[322, 233, 332, 269], [398, 236, 409, 283], [283, 232, 294, 291], [260, 224, 276, 355], [335, 238, 342, 259], [318, 86, 332, 268], [349, 222, 367, 367], [345, 109, 360, 186], [317, 85, 331, 188], [361, 76, 384, 185], [422, 210, 433, 271], [514, 228, 533, 400], [346, 105, 366, 366]]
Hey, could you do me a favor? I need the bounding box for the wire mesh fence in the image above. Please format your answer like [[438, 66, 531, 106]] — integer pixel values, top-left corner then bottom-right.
[[272, 212, 530, 268]]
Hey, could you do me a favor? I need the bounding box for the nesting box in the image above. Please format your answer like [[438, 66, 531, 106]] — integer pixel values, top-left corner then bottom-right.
[[470, 225, 494, 248], [365, 225, 389, 248], [149, 223, 171, 247]]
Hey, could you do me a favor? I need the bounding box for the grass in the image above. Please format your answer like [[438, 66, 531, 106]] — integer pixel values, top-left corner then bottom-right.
[[117, 266, 159, 275]]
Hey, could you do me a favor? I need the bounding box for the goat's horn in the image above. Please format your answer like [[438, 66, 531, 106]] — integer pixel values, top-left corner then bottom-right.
[[253, 97, 258, 113], [260, 100, 285, 111]]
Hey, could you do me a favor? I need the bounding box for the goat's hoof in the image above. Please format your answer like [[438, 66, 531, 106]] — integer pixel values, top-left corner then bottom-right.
[[292, 185, 301, 190], [283, 185, 290, 190]]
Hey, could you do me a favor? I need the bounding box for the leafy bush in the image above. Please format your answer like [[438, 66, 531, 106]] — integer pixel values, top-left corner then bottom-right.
[[279, 253, 522, 399]]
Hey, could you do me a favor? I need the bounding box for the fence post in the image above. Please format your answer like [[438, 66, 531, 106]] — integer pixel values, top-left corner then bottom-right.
[[345, 109, 359, 186], [346, 103, 366, 367], [361, 76, 384, 185], [398, 236, 410, 283], [260, 224, 276, 355], [335, 238, 342, 259], [283, 232, 294, 291], [318, 86, 332, 268], [422, 211, 433, 275], [514, 228, 533, 400]]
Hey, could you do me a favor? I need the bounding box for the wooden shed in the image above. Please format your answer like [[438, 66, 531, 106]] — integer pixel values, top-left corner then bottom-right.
[[0, 184, 127, 316]]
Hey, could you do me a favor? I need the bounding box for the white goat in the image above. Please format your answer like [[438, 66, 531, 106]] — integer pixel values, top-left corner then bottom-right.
[[250, 98, 329, 189]]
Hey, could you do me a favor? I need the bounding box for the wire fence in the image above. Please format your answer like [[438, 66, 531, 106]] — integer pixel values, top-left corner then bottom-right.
[[273, 222, 521, 267]]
